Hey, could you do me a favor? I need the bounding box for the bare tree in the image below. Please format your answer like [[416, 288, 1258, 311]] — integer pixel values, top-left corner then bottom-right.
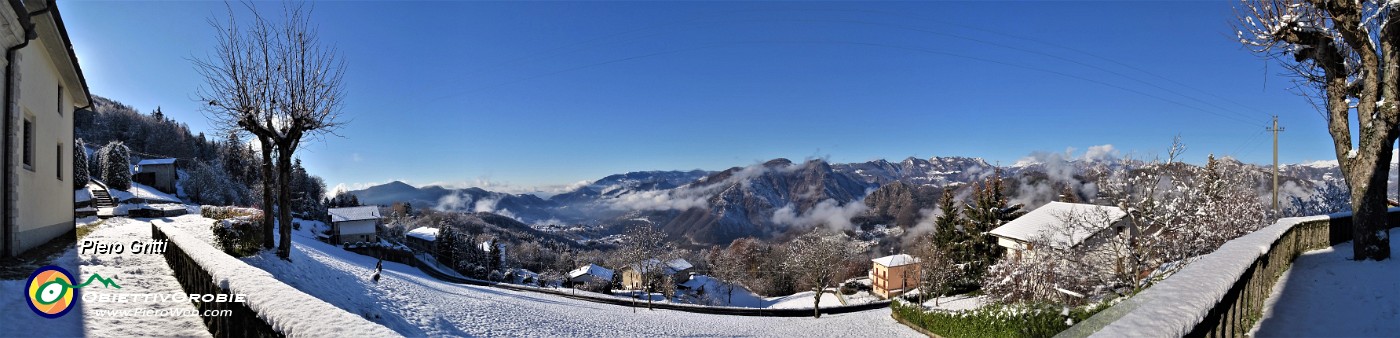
[[783, 229, 855, 318], [270, 3, 347, 259], [705, 246, 747, 305], [193, 4, 276, 247], [912, 234, 958, 306], [619, 223, 672, 309], [195, 2, 346, 260], [1237, 0, 1398, 260]]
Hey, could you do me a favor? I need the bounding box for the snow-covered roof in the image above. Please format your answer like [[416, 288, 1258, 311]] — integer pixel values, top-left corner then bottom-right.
[[406, 227, 439, 242], [328, 206, 381, 222], [872, 254, 919, 267], [136, 158, 176, 166], [628, 258, 694, 275], [569, 264, 614, 280], [989, 201, 1127, 249]]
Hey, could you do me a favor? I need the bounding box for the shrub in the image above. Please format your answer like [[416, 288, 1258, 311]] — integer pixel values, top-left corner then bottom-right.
[[73, 139, 89, 189], [201, 206, 262, 220], [890, 300, 1107, 338], [211, 216, 264, 257], [97, 141, 131, 190]]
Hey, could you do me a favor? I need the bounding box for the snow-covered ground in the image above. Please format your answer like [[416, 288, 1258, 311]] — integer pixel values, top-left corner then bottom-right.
[[1250, 238, 1400, 337], [107, 181, 180, 203], [189, 217, 922, 337], [0, 218, 211, 337]]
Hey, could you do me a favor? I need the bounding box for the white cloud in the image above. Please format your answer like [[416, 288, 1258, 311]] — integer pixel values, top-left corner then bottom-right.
[[769, 199, 869, 231], [1083, 144, 1118, 162], [435, 190, 474, 211]]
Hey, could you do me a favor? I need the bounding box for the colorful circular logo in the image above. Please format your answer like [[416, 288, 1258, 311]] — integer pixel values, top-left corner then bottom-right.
[[26, 265, 77, 318]]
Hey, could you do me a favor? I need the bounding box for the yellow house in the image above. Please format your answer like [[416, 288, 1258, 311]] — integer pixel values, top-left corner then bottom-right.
[[2, 0, 92, 257], [871, 254, 920, 299]]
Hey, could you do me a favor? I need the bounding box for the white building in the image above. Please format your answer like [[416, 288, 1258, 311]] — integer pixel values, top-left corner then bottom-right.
[[988, 201, 1129, 261], [2, 0, 92, 257], [328, 206, 381, 244]]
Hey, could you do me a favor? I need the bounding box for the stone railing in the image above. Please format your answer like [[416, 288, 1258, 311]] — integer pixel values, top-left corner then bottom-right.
[[1060, 209, 1399, 337], [152, 220, 400, 337]]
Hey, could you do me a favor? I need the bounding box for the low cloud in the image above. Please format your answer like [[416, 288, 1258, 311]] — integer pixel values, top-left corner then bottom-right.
[[770, 199, 869, 231], [435, 190, 474, 211]]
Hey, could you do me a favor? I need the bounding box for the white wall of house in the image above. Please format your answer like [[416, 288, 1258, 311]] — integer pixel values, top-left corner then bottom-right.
[[335, 219, 377, 243], [4, 4, 85, 256]]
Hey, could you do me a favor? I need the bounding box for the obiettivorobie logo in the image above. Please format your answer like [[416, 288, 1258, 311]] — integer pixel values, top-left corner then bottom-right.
[[25, 265, 120, 318]]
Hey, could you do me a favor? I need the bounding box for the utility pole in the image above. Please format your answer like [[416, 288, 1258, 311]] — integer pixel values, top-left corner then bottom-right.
[[1268, 116, 1285, 213]]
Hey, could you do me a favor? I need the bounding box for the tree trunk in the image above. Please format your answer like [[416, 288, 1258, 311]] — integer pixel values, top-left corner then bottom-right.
[[259, 137, 275, 249], [812, 288, 822, 318], [1350, 147, 1393, 261], [276, 152, 294, 260]]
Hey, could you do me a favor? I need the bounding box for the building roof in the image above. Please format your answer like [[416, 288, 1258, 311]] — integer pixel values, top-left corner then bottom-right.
[[627, 258, 693, 275], [328, 206, 381, 222], [872, 254, 919, 267], [568, 264, 614, 281], [406, 227, 439, 242], [136, 158, 176, 166], [989, 201, 1127, 249]]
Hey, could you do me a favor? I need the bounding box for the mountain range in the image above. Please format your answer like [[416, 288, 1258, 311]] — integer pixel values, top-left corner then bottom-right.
[[349, 155, 1351, 247]]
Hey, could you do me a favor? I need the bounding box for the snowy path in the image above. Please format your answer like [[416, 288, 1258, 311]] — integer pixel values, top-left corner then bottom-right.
[[1250, 238, 1400, 337], [211, 219, 923, 337], [0, 218, 211, 337]]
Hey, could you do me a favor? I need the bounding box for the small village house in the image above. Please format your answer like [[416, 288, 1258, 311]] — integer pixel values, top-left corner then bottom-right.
[[988, 201, 1130, 262], [133, 158, 176, 193], [620, 258, 692, 290], [1, 0, 92, 257], [328, 206, 381, 244], [871, 254, 920, 299], [405, 227, 438, 252], [568, 264, 614, 285]]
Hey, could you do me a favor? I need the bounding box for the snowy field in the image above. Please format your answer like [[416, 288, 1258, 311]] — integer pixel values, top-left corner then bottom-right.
[[1250, 238, 1400, 337], [180, 217, 924, 337], [0, 218, 211, 337]]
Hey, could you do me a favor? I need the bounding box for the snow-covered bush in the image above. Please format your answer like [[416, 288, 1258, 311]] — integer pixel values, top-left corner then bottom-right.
[[73, 139, 89, 189], [211, 216, 264, 257], [97, 141, 132, 190], [201, 206, 262, 220]]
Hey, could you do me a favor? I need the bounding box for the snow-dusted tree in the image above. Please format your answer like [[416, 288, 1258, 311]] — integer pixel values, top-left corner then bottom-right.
[[1237, 0, 1398, 260], [913, 234, 958, 306], [186, 160, 242, 206], [97, 141, 131, 190], [705, 245, 747, 305], [619, 223, 673, 308], [196, 2, 347, 260], [957, 169, 1023, 289], [783, 229, 855, 318], [436, 224, 459, 271], [72, 139, 89, 189]]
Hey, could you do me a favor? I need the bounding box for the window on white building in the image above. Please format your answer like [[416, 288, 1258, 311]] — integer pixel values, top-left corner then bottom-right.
[[22, 117, 33, 170]]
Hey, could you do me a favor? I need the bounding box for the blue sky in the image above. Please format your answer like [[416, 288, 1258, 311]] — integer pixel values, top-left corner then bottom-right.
[[60, 1, 1336, 195]]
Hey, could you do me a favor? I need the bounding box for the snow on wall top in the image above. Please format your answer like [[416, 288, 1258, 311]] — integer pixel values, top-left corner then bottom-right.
[[405, 227, 438, 242], [136, 158, 176, 166], [328, 206, 381, 222], [872, 254, 919, 267], [151, 219, 400, 337], [1069, 212, 1339, 338], [569, 264, 614, 280], [989, 202, 1125, 249]]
